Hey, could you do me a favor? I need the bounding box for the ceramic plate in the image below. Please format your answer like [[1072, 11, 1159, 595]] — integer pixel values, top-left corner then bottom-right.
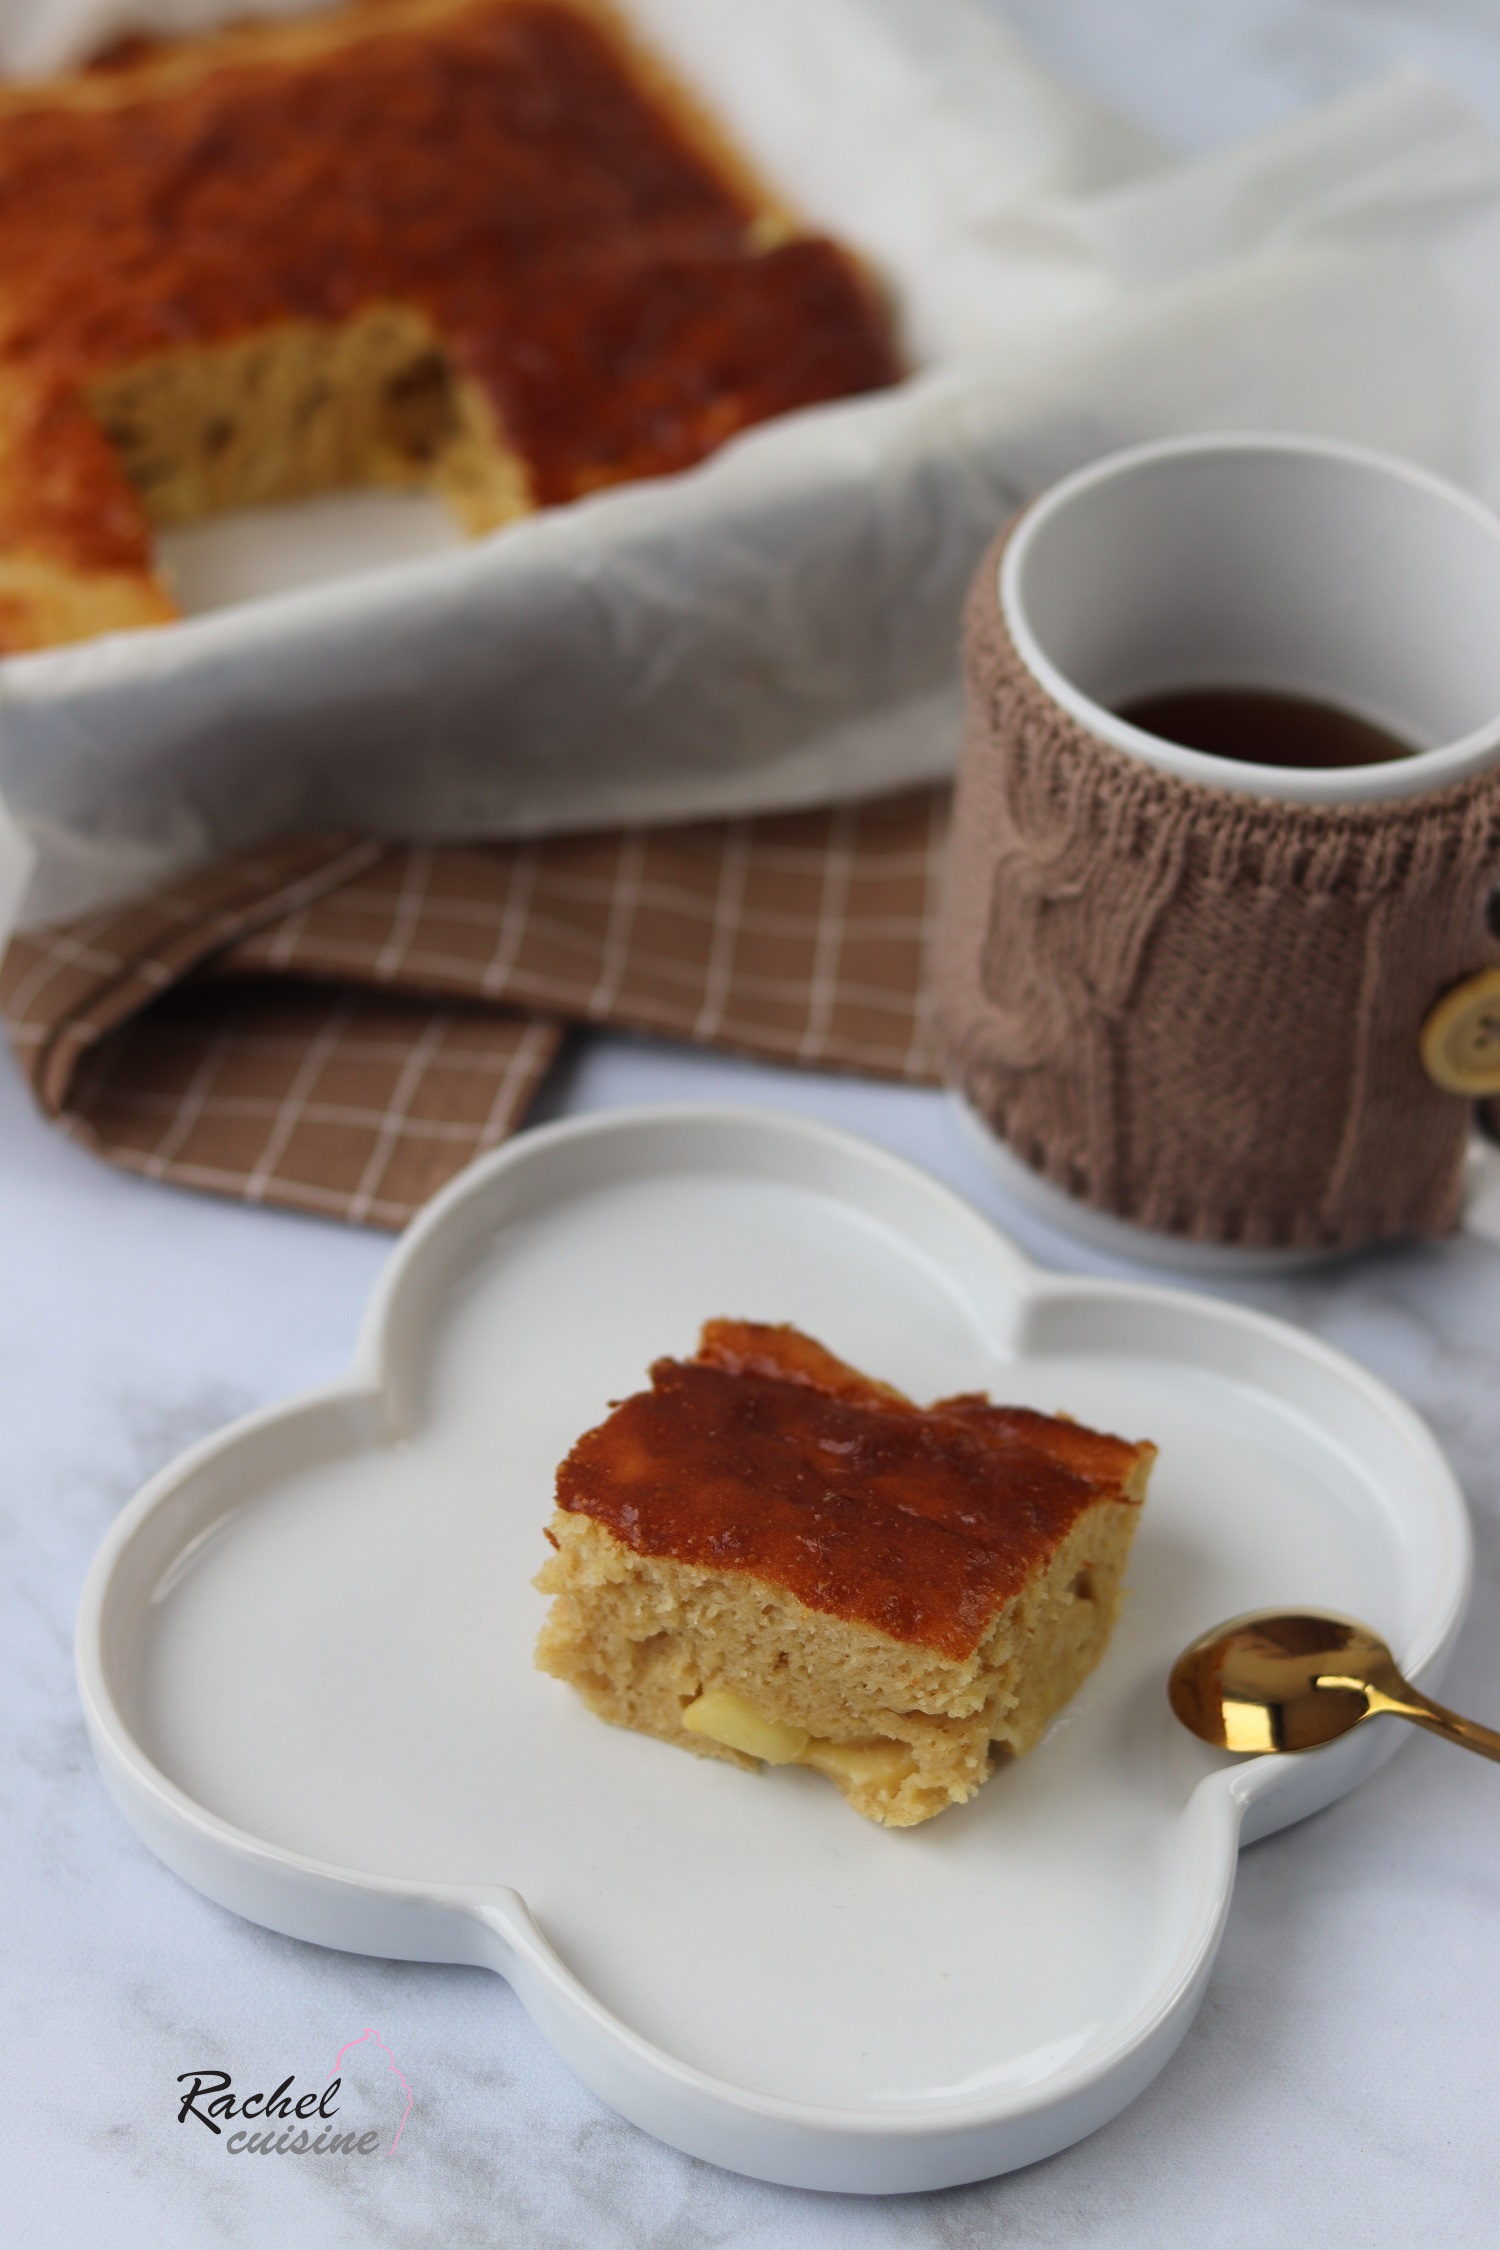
[[76, 1108, 1471, 2191]]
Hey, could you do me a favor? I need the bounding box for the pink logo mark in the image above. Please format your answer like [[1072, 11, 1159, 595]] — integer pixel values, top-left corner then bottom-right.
[[329, 2029, 413, 2154]]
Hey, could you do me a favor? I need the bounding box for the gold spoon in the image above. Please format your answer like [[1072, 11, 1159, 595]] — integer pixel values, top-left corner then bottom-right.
[[1168, 1609, 1500, 1760]]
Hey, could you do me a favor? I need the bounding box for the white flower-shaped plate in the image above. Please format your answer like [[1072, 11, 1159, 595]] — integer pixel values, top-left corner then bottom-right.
[[77, 1108, 1470, 2193]]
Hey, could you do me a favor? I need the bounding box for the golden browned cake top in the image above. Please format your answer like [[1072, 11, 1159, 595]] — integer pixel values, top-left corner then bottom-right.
[[0, 0, 900, 573], [554, 1320, 1151, 1659]]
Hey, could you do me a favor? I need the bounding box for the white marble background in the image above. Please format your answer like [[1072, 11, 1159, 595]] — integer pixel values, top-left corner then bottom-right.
[[7, 4, 1500, 2244]]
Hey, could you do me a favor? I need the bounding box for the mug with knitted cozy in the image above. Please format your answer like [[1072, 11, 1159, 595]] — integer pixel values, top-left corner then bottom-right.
[[935, 434, 1500, 1265]]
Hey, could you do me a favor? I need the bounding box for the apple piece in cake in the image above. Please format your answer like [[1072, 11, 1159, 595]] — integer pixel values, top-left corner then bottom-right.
[[534, 1320, 1153, 1828]]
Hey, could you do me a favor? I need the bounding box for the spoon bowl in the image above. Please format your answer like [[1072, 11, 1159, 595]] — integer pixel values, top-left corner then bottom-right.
[[1169, 1609, 1500, 1762]]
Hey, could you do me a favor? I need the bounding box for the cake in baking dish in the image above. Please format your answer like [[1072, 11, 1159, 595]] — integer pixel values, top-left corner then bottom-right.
[[0, 0, 900, 652], [534, 1320, 1153, 1828]]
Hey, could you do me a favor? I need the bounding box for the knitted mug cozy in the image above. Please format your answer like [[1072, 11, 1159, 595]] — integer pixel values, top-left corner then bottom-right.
[[934, 526, 1500, 1252]]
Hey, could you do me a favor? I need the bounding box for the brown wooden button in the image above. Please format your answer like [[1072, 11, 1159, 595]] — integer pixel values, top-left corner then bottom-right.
[[1420, 966, 1500, 1095]]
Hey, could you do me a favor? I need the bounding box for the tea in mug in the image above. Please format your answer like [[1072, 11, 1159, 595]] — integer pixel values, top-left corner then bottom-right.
[[1116, 686, 1416, 770]]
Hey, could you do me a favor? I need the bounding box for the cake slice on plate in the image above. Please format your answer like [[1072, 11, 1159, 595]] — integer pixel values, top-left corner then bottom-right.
[[535, 1320, 1153, 1827]]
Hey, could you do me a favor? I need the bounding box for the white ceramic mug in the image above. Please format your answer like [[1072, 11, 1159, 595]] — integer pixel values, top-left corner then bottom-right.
[[953, 431, 1500, 1269]]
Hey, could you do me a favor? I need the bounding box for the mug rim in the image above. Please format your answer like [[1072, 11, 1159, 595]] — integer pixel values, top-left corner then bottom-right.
[[999, 430, 1500, 805]]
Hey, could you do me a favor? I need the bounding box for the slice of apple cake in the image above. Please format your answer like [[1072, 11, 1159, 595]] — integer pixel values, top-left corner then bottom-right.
[[535, 1320, 1153, 1827]]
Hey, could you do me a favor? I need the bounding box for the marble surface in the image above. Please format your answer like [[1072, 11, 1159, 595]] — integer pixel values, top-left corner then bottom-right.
[[8, 4, 1500, 2243]]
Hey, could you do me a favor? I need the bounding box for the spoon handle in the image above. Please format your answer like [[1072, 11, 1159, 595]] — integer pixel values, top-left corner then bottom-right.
[[1350, 1677, 1500, 1763]]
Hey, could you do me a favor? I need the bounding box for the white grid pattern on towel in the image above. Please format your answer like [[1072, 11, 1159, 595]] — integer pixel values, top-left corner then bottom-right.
[[5, 791, 948, 1228]]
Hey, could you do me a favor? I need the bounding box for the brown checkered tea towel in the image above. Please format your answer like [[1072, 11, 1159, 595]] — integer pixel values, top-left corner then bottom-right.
[[2, 790, 948, 1228]]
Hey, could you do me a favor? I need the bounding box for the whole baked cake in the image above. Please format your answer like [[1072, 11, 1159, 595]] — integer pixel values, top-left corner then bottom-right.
[[535, 1320, 1154, 1827], [0, 0, 900, 651]]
